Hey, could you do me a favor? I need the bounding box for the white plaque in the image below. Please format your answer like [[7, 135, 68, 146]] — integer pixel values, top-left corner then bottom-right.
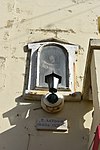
[[36, 118, 68, 131]]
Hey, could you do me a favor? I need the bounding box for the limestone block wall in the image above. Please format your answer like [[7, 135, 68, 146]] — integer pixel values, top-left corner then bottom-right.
[[0, 0, 100, 150]]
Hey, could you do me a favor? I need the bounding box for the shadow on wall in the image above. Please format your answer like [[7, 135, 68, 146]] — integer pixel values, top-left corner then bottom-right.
[[0, 43, 93, 150], [0, 95, 93, 150]]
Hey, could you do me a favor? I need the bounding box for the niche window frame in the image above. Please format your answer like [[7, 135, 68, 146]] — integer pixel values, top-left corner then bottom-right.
[[37, 43, 69, 89], [24, 40, 78, 98]]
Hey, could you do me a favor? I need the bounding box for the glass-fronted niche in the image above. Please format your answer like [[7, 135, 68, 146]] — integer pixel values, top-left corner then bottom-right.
[[24, 39, 78, 95]]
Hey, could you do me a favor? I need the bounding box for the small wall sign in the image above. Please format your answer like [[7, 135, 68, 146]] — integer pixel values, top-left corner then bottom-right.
[[36, 118, 68, 131]]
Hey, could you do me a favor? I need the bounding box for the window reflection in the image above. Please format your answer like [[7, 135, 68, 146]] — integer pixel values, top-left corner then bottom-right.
[[38, 44, 69, 88]]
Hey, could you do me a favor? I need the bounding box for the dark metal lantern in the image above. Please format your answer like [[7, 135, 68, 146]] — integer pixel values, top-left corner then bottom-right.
[[45, 72, 62, 93]]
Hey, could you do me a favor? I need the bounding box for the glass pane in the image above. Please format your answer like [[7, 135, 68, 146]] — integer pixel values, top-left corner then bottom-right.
[[38, 44, 69, 88]]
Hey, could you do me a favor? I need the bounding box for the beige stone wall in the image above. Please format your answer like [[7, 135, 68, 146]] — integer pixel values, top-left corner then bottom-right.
[[0, 101, 93, 150], [0, 0, 100, 149], [88, 49, 100, 149]]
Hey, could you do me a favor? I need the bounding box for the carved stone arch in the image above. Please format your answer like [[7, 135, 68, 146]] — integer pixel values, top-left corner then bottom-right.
[[24, 38, 79, 100]]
